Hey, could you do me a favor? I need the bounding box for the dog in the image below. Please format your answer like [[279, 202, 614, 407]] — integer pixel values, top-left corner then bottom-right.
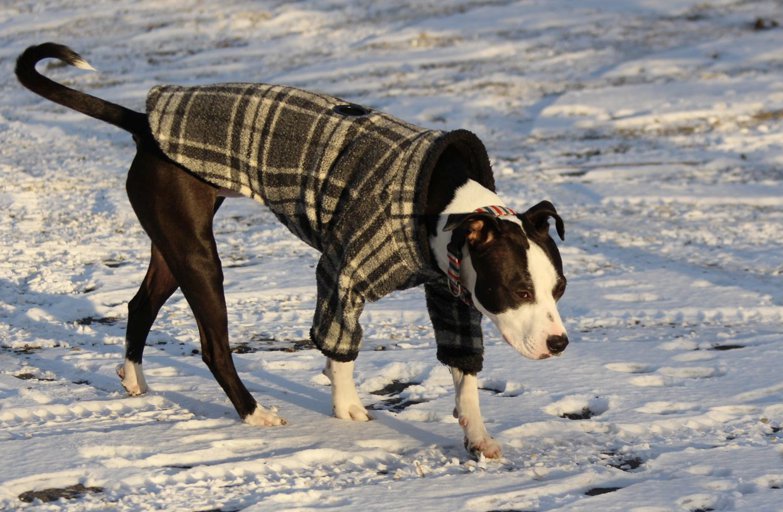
[[16, 43, 568, 459]]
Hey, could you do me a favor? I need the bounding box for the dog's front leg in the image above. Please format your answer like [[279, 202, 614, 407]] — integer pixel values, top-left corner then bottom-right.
[[451, 367, 502, 459], [324, 359, 371, 421]]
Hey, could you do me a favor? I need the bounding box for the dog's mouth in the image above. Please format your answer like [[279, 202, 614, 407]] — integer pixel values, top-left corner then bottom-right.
[[502, 334, 552, 361]]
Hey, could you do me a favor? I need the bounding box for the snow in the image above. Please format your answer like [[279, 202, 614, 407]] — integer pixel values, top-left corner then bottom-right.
[[1, 0, 782, 510]]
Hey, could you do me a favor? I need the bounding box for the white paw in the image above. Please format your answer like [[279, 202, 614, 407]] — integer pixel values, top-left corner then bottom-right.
[[464, 435, 503, 459], [334, 400, 372, 422], [458, 415, 502, 459], [116, 360, 148, 396], [244, 405, 287, 427], [327, 359, 372, 421]]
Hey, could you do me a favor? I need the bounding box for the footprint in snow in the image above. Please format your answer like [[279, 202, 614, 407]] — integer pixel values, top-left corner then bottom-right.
[[604, 362, 655, 374], [479, 378, 524, 397], [604, 292, 660, 302], [636, 401, 701, 415], [366, 377, 524, 416], [754, 474, 783, 490], [630, 374, 672, 387], [596, 278, 636, 288], [599, 279, 659, 303], [0, 396, 172, 429], [367, 380, 429, 413], [19, 484, 103, 504], [677, 492, 732, 512], [544, 395, 610, 420], [600, 449, 645, 472], [626, 364, 724, 387], [658, 366, 725, 379]]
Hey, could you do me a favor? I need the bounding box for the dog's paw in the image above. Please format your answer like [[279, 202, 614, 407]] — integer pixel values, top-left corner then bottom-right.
[[116, 361, 148, 396], [458, 415, 502, 459], [244, 405, 287, 427], [334, 402, 372, 422], [464, 435, 503, 460]]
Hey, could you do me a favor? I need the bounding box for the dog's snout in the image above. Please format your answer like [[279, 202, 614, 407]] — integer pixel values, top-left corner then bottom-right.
[[546, 335, 569, 355]]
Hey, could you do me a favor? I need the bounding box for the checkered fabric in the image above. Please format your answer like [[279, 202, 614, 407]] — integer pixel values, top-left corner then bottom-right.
[[146, 83, 494, 372]]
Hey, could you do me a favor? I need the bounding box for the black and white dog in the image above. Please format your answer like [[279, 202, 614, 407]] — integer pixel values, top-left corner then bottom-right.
[[16, 43, 568, 459]]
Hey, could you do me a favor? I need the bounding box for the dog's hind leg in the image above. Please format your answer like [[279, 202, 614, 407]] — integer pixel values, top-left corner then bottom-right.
[[117, 243, 179, 395], [119, 197, 225, 394], [126, 145, 284, 426]]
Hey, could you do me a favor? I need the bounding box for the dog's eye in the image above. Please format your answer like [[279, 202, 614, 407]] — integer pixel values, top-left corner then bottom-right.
[[516, 289, 534, 302]]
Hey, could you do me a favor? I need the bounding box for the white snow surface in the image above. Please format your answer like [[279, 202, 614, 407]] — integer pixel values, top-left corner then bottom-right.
[[2, 1, 783, 510]]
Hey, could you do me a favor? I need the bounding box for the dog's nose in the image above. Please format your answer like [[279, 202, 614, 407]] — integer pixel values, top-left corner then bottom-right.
[[546, 335, 569, 355]]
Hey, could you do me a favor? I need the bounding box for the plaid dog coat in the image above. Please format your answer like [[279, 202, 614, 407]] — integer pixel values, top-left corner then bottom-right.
[[146, 83, 495, 373]]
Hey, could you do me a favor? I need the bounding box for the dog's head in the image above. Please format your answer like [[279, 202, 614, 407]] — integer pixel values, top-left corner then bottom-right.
[[445, 201, 568, 360]]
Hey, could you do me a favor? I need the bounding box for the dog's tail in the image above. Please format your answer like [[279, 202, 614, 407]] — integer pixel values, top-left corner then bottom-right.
[[15, 42, 146, 135]]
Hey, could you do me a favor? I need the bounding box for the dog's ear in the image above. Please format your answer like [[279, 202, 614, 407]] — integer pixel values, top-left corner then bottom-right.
[[444, 213, 500, 248], [519, 200, 565, 241]]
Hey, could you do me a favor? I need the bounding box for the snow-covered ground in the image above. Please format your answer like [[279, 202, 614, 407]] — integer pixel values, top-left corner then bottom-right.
[[2, 1, 783, 510]]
